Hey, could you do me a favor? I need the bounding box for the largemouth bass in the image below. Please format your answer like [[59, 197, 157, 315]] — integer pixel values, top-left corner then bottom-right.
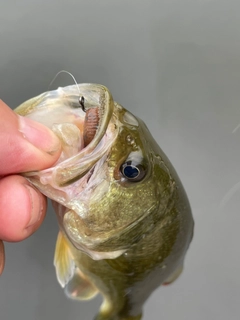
[[15, 84, 194, 320]]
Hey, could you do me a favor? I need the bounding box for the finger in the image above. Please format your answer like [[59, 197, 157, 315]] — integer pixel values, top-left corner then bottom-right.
[[0, 100, 61, 175], [0, 240, 5, 275], [0, 175, 47, 242]]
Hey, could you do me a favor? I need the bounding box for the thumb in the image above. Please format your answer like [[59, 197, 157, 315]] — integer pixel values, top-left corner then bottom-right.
[[0, 100, 61, 175]]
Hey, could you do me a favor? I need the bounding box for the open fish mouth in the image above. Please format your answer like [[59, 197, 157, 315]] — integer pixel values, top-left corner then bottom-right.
[[16, 84, 119, 205]]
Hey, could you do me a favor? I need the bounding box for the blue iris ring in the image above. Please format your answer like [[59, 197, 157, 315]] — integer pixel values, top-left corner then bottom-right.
[[120, 160, 146, 182], [122, 165, 140, 179]]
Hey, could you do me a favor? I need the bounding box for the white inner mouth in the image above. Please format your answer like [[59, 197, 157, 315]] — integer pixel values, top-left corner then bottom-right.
[[23, 95, 118, 211]]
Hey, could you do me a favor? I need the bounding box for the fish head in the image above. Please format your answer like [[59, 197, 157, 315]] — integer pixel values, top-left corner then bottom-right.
[[15, 84, 174, 260]]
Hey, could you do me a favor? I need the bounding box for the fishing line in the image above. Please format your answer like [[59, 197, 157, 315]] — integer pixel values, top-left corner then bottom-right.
[[48, 70, 97, 146], [48, 70, 81, 97]]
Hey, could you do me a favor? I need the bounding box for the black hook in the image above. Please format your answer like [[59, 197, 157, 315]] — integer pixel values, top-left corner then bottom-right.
[[79, 96, 86, 112]]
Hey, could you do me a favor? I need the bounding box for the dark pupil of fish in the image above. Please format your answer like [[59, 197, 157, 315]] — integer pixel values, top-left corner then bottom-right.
[[123, 165, 139, 179]]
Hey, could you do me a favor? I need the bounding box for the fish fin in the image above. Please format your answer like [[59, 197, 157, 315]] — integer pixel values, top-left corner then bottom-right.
[[95, 314, 142, 320], [95, 299, 142, 320], [65, 268, 98, 301], [54, 231, 75, 287], [163, 264, 183, 286]]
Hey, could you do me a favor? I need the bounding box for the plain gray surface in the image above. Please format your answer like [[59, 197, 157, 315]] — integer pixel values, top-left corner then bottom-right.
[[1, 0, 240, 319]]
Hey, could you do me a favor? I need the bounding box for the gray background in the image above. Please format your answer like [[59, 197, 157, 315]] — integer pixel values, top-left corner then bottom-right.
[[0, 0, 240, 319]]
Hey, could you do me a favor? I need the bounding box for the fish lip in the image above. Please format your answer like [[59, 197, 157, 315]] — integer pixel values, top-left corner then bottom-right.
[[24, 83, 117, 187]]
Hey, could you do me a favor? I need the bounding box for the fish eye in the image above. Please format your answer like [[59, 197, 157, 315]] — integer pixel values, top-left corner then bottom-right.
[[120, 161, 146, 182]]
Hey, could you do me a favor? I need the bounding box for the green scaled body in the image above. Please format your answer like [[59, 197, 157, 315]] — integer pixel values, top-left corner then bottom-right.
[[15, 84, 194, 320]]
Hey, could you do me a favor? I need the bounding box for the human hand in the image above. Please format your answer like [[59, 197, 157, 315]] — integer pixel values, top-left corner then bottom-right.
[[0, 100, 61, 274]]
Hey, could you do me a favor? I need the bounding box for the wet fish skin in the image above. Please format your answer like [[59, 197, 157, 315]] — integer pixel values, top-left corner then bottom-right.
[[15, 84, 194, 320]]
